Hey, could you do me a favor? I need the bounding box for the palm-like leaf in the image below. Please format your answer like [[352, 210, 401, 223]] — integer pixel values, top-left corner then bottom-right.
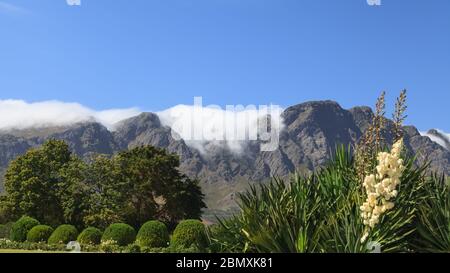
[[212, 145, 434, 253], [236, 176, 323, 253], [412, 174, 450, 253]]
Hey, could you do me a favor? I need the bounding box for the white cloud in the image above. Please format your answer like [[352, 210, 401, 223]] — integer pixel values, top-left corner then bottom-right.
[[157, 104, 284, 153], [0, 99, 284, 153], [420, 129, 450, 150], [0, 1, 28, 14], [0, 99, 141, 130]]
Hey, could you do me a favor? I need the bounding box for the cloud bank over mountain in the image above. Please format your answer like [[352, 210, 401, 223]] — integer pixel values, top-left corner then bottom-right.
[[0, 99, 284, 153], [1, 99, 450, 212], [157, 104, 284, 153], [0, 99, 141, 130], [421, 129, 450, 151], [3, 99, 450, 154]]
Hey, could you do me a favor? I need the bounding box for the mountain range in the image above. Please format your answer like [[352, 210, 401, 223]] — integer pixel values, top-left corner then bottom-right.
[[1, 101, 449, 218]]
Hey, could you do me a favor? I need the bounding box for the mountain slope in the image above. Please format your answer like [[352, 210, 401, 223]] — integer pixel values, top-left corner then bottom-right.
[[422, 129, 450, 151], [1, 101, 449, 214]]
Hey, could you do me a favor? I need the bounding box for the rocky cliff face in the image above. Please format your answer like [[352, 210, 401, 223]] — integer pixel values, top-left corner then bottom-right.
[[1, 101, 449, 213], [423, 129, 450, 151]]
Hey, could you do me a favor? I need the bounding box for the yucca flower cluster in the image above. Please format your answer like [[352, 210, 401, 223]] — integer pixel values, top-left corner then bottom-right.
[[360, 139, 405, 243]]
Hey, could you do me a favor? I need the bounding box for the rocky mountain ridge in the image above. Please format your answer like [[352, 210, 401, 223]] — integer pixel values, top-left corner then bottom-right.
[[1, 101, 449, 213]]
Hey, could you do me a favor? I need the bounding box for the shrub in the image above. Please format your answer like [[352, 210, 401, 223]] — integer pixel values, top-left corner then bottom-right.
[[0, 222, 14, 239], [220, 146, 428, 253], [48, 225, 78, 245], [209, 218, 248, 253], [123, 243, 141, 253], [101, 223, 136, 246], [136, 220, 169, 248], [412, 174, 450, 252], [10, 216, 40, 242], [100, 240, 120, 253], [170, 219, 208, 249], [27, 225, 54, 243], [77, 227, 102, 245], [0, 239, 79, 252], [227, 175, 323, 253]]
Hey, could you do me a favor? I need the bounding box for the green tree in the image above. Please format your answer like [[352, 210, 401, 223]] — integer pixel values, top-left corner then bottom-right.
[[114, 146, 206, 228], [0, 140, 205, 230], [58, 157, 93, 229], [82, 155, 126, 229], [0, 199, 11, 223], [166, 176, 205, 221], [1, 140, 72, 225]]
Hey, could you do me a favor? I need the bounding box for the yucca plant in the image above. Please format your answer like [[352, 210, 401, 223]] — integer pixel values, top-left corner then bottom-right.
[[412, 174, 450, 253], [315, 146, 368, 252], [208, 216, 252, 253], [365, 156, 428, 253], [334, 89, 428, 253], [214, 145, 429, 253], [317, 192, 367, 253], [313, 146, 427, 253], [213, 90, 439, 253], [233, 175, 324, 253], [221, 146, 361, 253]]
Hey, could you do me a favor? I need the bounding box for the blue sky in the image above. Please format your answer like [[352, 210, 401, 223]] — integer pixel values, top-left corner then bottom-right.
[[0, 0, 449, 131]]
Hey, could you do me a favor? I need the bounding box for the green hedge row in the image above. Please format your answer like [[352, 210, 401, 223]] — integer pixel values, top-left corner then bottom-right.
[[1, 216, 208, 251], [0, 238, 202, 253]]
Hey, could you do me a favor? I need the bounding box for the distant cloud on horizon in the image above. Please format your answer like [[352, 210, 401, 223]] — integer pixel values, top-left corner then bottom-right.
[[420, 129, 450, 150], [2, 98, 448, 154], [0, 99, 141, 130], [0, 99, 285, 154]]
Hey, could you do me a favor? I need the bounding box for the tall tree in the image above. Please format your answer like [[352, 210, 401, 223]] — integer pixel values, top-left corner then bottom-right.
[[81, 155, 126, 229], [2, 140, 72, 225], [58, 157, 93, 229], [165, 175, 205, 222], [114, 146, 206, 228], [1, 140, 206, 229]]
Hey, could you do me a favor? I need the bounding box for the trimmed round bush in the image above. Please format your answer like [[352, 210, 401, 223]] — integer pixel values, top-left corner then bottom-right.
[[0, 222, 14, 239], [170, 219, 208, 249], [136, 220, 169, 248], [27, 225, 54, 243], [77, 227, 102, 245], [10, 216, 40, 242], [48, 225, 79, 245], [101, 223, 136, 246]]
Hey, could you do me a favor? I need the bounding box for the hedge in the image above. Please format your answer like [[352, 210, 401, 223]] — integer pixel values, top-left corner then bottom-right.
[[27, 225, 54, 243], [136, 220, 169, 248], [10, 216, 40, 242], [170, 219, 208, 249], [48, 225, 79, 245], [101, 223, 136, 246], [77, 227, 102, 245]]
